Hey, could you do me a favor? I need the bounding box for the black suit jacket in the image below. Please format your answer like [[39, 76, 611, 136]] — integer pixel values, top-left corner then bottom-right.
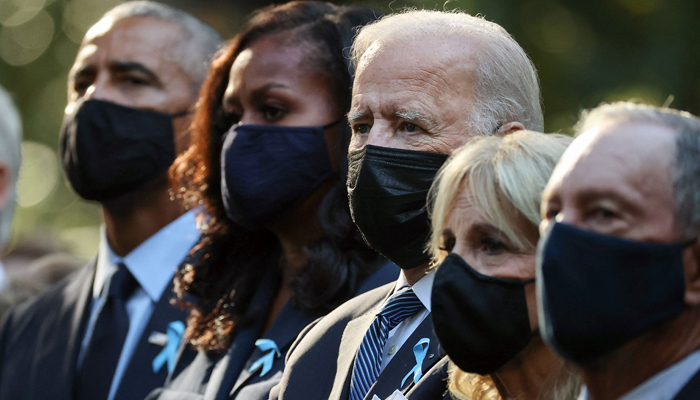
[[148, 261, 399, 400], [269, 280, 448, 400], [0, 259, 197, 400]]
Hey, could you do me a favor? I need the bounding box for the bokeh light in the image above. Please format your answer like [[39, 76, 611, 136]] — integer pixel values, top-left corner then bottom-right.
[[0, 9, 54, 66], [16, 141, 59, 208]]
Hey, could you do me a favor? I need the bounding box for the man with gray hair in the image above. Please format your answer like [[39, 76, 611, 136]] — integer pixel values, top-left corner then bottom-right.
[[0, 3, 222, 400], [0, 86, 22, 291], [271, 10, 542, 400], [538, 102, 700, 400]]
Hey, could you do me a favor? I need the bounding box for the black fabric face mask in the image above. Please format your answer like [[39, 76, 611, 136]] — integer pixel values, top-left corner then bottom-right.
[[432, 253, 536, 375], [59, 99, 183, 201], [220, 120, 339, 230], [347, 145, 448, 269], [537, 222, 689, 365]]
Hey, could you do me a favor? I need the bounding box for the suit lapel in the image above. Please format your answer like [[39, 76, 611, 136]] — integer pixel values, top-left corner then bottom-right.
[[330, 287, 394, 400], [113, 279, 194, 400], [364, 313, 444, 400], [229, 300, 324, 397], [38, 260, 95, 400], [204, 265, 280, 400]]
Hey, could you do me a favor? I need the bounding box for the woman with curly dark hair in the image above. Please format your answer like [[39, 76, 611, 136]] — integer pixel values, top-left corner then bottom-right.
[[147, 2, 395, 399]]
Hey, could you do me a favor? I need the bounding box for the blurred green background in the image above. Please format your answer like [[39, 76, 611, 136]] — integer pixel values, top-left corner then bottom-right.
[[0, 0, 698, 260]]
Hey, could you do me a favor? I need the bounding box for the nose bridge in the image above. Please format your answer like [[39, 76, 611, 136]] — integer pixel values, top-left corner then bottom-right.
[[365, 121, 404, 150], [84, 71, 114, 102]]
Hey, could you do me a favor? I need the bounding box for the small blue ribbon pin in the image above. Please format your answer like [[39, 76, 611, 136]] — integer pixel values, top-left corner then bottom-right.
[[248, 339, 281, 377], [152, 321, 185, 374], [401, 338, 430, 387]]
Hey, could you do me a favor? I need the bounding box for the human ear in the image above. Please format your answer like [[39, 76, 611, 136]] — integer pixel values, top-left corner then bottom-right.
[[683, 241, 700, 306], [496, 122, 525, 136]]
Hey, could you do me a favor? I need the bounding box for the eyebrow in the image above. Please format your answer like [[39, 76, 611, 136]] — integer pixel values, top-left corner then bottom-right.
[[395, 110, 438, 129], [224, 82, 289, 107], [110, 61, 162, 86], [347, 110, 366, 123], [346, 109, 438, 128]]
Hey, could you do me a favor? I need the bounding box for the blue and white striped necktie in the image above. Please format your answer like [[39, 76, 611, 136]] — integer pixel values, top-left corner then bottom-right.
[[349, 288, 424, 400]]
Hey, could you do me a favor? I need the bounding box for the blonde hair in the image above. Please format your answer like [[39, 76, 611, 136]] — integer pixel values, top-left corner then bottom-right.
[[428, 130, 572, 263], [351, 10, 543, 136], [428, 130, 575, 400]]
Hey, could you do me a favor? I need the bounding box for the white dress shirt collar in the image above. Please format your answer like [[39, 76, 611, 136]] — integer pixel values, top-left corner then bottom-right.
[[578, 348, 700, 400], [392, 269, 435, 312], [93, 210, 200, 302]]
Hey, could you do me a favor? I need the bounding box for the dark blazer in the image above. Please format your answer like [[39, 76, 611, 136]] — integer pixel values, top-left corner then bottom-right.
[[0, 259, 197, 400], [269, 280, 448, 400], [148, 261, 399, 400]]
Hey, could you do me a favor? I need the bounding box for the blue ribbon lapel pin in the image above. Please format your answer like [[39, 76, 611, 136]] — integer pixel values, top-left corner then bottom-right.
[[401, 338, 430, 387], [151, 320, 186, 374], [248, 339, 281, 377]]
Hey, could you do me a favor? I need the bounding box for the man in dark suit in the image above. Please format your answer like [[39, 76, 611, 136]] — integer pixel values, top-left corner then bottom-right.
[[0, 3, 222, 400], [537, 102, 700, 400], [271, 10, 544, 400]]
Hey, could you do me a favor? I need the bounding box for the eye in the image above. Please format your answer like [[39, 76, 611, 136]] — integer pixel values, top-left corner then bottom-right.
[[355, 124, 371, 135], [544, 207, 559, 221], [478, 236, 507, 255], [261, 105, 286, 122], [405, 123, 418, 133], [591, 207, 618, 220]]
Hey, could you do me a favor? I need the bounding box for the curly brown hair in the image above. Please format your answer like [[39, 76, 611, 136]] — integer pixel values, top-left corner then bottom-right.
[[170, 1, 385, 352]]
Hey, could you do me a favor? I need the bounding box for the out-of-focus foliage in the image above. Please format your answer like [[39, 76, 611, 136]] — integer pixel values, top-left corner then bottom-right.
[[0, 0, 698, 259]]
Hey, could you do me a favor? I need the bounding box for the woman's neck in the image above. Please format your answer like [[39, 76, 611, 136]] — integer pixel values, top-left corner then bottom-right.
[[261, 179, 335, 334], [491, 338, 566, 400]]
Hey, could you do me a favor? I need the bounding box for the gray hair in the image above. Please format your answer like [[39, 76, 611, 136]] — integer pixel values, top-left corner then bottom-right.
[[0, 86, 22, 251], [575, 102, 700, 239], [97, 1, 223, 95], [351, 10, 543, 135]]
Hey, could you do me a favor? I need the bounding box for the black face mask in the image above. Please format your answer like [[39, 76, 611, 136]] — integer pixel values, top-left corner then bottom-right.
[[347, 145, 448, 269], [59, 99, 184, 201], [537, 222, 690, 364], [220, 120, 339, 230], [432, 253, 536, 375]]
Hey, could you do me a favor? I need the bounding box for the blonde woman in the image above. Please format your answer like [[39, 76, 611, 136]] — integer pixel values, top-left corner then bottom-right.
[[428, 130, 580, 400]]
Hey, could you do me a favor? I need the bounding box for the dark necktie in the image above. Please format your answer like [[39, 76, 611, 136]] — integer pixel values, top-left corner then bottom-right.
[[349, 288, 424, 400], [75, 263, 138, 400]]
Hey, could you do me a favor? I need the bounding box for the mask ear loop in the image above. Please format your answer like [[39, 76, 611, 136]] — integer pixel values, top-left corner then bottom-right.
[[171, 109, 191, 119], [321, 116, 346, 130]]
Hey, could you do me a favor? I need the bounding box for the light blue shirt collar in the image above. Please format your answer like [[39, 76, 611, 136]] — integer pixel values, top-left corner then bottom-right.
[[578, 348, 700, 400], [93, 210, 200, 302], [0, 260, 7, 291]]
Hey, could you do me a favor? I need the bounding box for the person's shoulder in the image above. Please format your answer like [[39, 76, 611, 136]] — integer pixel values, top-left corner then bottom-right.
[[332, 280, 394, 320], [2, 261, 93, 336], [292, 281, 394, 344]]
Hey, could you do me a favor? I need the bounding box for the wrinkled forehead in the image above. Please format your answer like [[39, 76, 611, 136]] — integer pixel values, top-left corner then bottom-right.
[[355, 34, 479, 88], [549, 119, 676, 201], [73, 16, 184, 76]]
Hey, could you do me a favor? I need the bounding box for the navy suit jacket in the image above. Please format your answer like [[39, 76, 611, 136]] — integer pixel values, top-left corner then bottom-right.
[[269, 280, 449, 400], [0, 259, 197, 400], [147, 261, 399, 400]]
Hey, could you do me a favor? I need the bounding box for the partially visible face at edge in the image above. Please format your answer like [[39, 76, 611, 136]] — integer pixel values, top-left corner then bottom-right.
[[441, 186, 540, 328], [541, 120, 678, 243], [348, 34, 480, 155], [222, 33, 340, 168]]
